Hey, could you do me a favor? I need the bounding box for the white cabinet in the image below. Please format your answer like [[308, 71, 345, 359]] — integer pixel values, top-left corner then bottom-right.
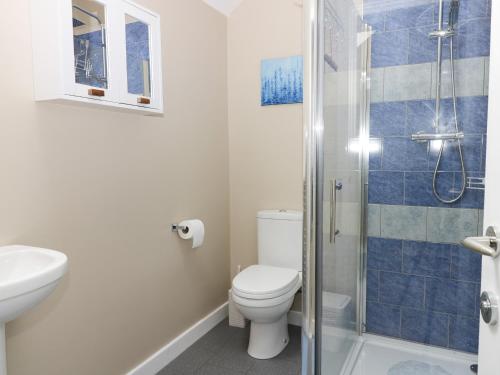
[[31, 0, 163, 115]]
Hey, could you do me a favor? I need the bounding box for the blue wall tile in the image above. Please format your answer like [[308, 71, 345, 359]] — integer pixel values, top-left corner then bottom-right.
[[404, 172, 434, 206], [379, 272, 425, 308], [458, 20, 491, 58], [449, 315, 480, 353], [366, 302, 401, 337], [385, 4, 434, 31], [409, 26, 438, 64], [462, 136, 484, 172], [401, 308, 449, 346], [458, 96, 489, 135], [451, 245, 482, 282], [372, 30, 410, 68], [404, 172, 456, 207], [406, 100, 436, 135], [367, 237, 403, 271], [369, 140, 383, 170], [425, 277, 476, 316], [429, 136, 483, 172], [382, 137, 429, 171], [370, 102, 407, 137], [367, 269, 379, 301], [405, 140, 431, 171], [369, 171, 404, 204], [403, 241, 451, 278]]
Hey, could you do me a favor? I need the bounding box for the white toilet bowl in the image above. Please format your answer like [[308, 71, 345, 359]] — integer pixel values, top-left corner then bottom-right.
[[232, 265, 302, 359]]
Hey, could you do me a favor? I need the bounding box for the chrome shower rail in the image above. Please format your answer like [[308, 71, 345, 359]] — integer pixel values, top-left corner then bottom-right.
[[411, 132, 464, 141], [411, 0, 466, 204]]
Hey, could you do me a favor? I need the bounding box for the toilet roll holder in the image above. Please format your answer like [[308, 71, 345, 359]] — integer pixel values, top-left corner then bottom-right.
[[171, 224, 189, 234]]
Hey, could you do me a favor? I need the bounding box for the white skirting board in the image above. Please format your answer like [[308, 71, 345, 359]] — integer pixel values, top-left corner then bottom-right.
[[126, 302, 229, 375]]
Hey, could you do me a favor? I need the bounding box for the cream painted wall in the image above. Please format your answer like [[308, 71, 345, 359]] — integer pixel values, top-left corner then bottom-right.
[[1, 1, 229, 374], [227, 0, 304, 278]]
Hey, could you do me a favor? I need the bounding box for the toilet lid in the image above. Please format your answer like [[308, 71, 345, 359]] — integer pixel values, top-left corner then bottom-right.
[[232, 265, 300, 300]]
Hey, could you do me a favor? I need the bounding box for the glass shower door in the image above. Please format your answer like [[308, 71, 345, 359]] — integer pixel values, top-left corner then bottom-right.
[[318, 0, 370, 373], [303, 0, 370, 372]]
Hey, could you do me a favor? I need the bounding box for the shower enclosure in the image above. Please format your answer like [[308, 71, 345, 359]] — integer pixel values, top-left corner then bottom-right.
[[303, 0, 492, 374]]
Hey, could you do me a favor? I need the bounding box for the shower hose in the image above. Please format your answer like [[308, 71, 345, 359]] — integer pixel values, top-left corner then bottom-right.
[[432, 36, 467, 203]]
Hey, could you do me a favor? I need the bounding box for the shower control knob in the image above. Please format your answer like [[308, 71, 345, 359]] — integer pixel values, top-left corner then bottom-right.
[[480, 291, 498, 325]]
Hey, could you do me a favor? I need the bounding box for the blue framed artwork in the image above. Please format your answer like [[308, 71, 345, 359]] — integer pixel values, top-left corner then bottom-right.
[[261, 56, 303, 106]]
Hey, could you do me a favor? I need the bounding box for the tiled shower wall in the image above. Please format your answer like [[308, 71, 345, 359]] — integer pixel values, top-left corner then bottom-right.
[[364, 0, 491, 353]]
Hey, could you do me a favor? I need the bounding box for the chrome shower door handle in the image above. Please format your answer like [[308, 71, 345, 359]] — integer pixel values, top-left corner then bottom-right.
[[461, 226, 500, 258], [329, 179, 343, 243]]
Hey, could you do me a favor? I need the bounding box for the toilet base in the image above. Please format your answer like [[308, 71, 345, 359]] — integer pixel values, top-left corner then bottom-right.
[[247, 315, 289, 359]]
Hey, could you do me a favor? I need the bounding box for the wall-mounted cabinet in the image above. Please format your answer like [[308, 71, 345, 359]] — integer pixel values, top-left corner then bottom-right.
[[31, 0, 163, 115]]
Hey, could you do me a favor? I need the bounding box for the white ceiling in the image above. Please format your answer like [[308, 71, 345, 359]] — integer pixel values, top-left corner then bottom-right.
[[203, 0, 244, 16]]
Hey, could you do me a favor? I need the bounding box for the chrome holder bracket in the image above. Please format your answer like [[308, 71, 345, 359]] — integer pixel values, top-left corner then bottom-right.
[[171, 224, 188, 234]]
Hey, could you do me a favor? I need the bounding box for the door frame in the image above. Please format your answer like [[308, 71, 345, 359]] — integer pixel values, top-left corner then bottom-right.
[[302, 0, 322, 373], [478, 1, 500, 373]]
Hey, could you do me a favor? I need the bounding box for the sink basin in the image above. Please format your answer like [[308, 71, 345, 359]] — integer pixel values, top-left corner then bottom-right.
[[0, 245, 67, 322], [0, 245, 67, 375]]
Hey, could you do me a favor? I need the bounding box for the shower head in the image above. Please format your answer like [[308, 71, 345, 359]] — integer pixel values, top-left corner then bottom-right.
[[448, 0, 460, 30]]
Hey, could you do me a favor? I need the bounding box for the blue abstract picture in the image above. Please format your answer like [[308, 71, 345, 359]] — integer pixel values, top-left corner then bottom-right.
[[261, 56, 303, 106]]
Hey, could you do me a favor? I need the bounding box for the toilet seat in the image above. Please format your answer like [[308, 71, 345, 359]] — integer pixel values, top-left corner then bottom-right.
[[232, 265, 299, 300]]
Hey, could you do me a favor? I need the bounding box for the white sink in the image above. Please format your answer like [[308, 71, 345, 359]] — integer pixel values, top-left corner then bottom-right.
[[0, 245, 68, 375]]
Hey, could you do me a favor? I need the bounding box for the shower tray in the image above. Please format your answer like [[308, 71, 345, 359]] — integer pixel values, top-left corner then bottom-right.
[[347, 334, 477, 375]]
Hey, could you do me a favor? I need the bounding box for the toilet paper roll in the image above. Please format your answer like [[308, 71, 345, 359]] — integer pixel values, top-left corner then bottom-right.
[[178, 219, 205, 248]]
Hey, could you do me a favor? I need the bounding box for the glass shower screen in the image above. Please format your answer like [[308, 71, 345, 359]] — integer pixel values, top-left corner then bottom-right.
[[309, 0, 371, 373]]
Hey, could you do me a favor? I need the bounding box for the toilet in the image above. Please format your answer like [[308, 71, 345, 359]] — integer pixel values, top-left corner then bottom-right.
[[231, 210, 302, 359]]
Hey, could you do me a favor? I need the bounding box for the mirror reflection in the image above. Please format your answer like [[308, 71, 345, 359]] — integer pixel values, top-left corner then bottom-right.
[[72, 0, 108, 89], [125, 15, 151, 98]]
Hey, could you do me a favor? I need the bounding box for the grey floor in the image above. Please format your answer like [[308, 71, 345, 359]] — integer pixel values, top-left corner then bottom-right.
[[157, 319, 302, 375]]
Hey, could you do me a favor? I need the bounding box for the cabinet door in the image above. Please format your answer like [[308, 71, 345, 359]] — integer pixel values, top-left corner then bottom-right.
[[119, 1, 162, 110], [62, 0, 119, 101]]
